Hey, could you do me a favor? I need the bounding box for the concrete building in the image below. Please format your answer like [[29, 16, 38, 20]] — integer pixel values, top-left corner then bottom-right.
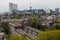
[[23, 9, 39, 14], [9, 21, 43, 39], [9, 3, 17, 13], [49, 9, 55, 14], [55, 8, 59, 14], [38, 9, 46, 15], [12, 10, 24, 14]]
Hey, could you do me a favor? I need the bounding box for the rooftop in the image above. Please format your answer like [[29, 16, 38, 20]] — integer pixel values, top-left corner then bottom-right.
[[9, 21, 24, 28]]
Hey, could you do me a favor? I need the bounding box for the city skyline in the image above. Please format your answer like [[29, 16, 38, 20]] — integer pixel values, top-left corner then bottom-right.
[[0, 0, 60, 13]]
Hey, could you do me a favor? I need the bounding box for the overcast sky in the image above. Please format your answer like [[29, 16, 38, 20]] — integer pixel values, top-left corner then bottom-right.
[[0, 0, 60, 12]]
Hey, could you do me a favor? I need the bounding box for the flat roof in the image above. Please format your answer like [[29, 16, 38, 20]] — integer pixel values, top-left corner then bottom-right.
[[9, 21, 23, 27], [25, 26, 43, 33]]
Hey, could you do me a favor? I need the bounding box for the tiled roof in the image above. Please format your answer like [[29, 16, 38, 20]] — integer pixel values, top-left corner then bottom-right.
[[10, 21, 23, 27]]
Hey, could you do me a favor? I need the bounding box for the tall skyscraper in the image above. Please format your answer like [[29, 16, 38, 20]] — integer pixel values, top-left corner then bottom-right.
[[9, 3, 17, 13], [55, 8, 59, 14]]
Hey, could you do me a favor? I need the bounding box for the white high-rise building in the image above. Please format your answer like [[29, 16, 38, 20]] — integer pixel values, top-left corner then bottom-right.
[[9, 3, 17, 13]]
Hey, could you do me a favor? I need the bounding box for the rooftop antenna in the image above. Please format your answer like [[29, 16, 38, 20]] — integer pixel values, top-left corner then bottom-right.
[[29, 0, 32, 10]]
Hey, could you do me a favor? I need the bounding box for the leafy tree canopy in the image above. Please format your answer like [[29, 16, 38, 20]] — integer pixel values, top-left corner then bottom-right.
[[9, 35, 33, 40], [36, 30, 60, 40]]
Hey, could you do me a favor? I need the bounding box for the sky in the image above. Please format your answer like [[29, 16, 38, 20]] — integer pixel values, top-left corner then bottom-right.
[[0, 0, 60, 12]]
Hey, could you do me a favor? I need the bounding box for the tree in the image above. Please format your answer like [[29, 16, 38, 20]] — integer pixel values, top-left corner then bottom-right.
[[30, 16, 45, 31], [36, 30, 60, 40], [54, 20, 60, 29], [9, 35, 32, 40], [55, 24, 60, 29], [2, 22, 10, 35]]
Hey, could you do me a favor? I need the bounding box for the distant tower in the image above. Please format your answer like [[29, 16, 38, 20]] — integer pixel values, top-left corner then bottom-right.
[[30, 6, 32, 10]]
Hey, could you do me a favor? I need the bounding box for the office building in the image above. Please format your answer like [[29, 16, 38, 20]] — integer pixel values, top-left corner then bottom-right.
[[9, 3, 17, 13], [55, 8, 59, 14]]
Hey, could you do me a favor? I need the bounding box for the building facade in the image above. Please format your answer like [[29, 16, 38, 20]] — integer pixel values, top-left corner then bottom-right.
[[9, 3, 17, 13]]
